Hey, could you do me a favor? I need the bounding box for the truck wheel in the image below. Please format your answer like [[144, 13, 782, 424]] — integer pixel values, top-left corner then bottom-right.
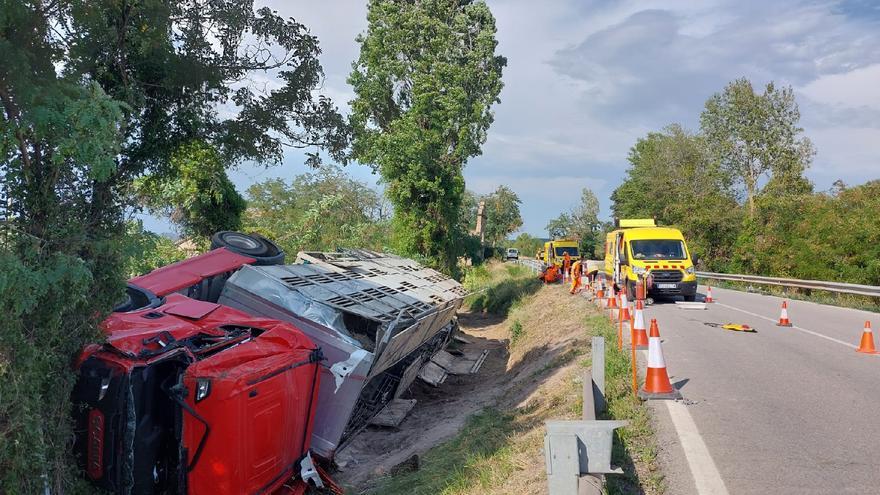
[[683, 294, 696, 302], [625, 281, 635, 301], [211, 231, 285, 266]]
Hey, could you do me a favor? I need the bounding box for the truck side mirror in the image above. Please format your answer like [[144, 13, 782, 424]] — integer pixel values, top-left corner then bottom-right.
[[692, 254, 700, 266]]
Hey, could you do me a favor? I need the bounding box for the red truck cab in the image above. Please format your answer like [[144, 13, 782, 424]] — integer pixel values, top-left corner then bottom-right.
[[72, 248, 323, 494]]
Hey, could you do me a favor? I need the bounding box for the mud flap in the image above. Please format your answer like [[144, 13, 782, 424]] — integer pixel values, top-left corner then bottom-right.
[[299, 452, 324, 489]]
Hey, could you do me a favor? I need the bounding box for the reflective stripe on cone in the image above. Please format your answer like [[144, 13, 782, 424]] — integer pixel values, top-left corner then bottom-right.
[[856, 321, 879, 354], [639, 319, 682, 400], [632, 300, 649, 350], [776, 300, 793, 327]]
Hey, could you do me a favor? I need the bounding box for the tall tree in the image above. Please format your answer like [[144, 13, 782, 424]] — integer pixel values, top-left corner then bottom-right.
[[611, 125, 740, 267], [65, 0, 349, 236], [0, 2, 348, 488], [134, 140, 246, 241], [482, 185, 523, 247], [570, 187, 601, 256], [244, 166, 390, 254], [349, 0, 506, 273], [545, 213, 572, 239], [700, 78, 814, 216], [1, 2, 126, 490]]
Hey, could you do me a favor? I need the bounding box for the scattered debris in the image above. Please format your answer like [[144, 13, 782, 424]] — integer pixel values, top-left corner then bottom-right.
[[430, 349, 490, 375], [674, 301, 707, 310], [704, 322, 757, 333], [370, 399, 419, 428], [418, 361, 450, 386]]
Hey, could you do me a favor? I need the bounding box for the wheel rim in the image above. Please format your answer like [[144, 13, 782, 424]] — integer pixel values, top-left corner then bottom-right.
[[224, 233, 260, 250]]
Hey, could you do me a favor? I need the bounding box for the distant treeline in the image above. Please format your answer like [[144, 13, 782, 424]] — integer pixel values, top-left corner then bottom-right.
[[611, 79, 879, 285]]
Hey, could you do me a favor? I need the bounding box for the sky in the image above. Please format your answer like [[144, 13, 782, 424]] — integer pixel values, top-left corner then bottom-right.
[[143, 0, 880, 237]]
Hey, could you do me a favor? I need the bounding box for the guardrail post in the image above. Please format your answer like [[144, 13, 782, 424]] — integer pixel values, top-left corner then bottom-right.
[[545, 337, 624, 495], [591, 336, 605, 414]]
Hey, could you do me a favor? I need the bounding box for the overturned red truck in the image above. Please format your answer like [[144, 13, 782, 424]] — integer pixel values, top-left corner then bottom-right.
[[72, 232, 469, 494]]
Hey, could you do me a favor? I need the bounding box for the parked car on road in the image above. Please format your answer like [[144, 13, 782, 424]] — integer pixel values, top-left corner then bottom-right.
[[505, 248, 519, 260]]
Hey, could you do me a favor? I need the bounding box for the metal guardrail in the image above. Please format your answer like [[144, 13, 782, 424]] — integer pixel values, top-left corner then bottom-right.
[[545, 336, 626, 495], [513, 258, 545, 274], [696, 271, 880, 298]]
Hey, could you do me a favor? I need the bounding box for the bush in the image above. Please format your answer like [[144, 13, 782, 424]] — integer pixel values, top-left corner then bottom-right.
[[510, 320, 524, 344], [465, 264, 541, 315], [0, 252, 113, 493]]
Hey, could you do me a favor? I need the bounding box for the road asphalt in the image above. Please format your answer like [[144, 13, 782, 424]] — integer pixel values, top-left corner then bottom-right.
[[635, 286, 880, 495]]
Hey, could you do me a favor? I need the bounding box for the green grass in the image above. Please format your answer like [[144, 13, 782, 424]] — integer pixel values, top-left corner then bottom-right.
[[584, 314, 665, 494], [464, 262, 541, 315], [364, 273, 665, 495], [510, 320, 524, 345], [365, 409, 522, 495]]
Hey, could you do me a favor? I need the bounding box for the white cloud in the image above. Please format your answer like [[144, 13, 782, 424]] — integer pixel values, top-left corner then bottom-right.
[[226, 0, 880, 236], [800, 64, 880, 113]]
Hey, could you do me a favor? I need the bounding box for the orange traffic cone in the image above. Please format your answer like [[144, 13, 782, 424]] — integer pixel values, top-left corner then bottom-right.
[[705, 286, 714, 303], [776, 300, 793, 327], [639, 319, 682, 400], [632, 300, 649, 350], [856, 321, 879, 354], [596, 280, 605, 300], [619, 291, 632, 321], [607, 289, 618, 310], [608, 290, 619, 322]]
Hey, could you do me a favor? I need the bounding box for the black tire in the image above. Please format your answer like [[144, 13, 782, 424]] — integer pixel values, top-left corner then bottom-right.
[[210, 231, 285, 266], [683, 294, 696, 302]]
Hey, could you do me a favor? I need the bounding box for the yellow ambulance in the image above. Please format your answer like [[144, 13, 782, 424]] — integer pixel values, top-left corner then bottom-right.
[[603, 219, 698, 301], [541, 239, 580, 268]]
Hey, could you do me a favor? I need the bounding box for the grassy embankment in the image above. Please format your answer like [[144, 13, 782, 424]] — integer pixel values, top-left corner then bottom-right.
[[366, 262, 664, 495]]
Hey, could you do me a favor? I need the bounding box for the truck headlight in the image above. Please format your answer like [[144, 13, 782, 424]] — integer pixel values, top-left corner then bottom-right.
[[632, 266, 647, 275], [685, 266, 695, 275]]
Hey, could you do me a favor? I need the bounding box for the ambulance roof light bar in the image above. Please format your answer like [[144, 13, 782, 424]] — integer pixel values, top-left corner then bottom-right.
[[615, 218, 656, 228]]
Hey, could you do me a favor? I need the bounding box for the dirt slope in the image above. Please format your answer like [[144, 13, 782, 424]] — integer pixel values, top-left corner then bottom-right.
[[335, 278, 595, 494]]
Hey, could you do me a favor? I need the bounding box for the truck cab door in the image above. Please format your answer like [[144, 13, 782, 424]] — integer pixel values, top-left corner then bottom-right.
[[614, 232, 625, 286]]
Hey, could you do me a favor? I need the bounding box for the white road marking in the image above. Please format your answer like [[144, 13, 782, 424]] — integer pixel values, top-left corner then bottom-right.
[[639, 350, 729, 494], [715, 302, 859, 350], [664, 400, 730, 495]]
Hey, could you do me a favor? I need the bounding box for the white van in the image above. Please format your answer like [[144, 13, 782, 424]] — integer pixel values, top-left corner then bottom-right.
[[505, 248, 519, 260]]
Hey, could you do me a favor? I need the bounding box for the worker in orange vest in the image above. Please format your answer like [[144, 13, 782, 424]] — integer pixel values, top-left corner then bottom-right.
[[569, 260, 583, 294], [562, 251, 571, 282], [539, 264, 561, 284]]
